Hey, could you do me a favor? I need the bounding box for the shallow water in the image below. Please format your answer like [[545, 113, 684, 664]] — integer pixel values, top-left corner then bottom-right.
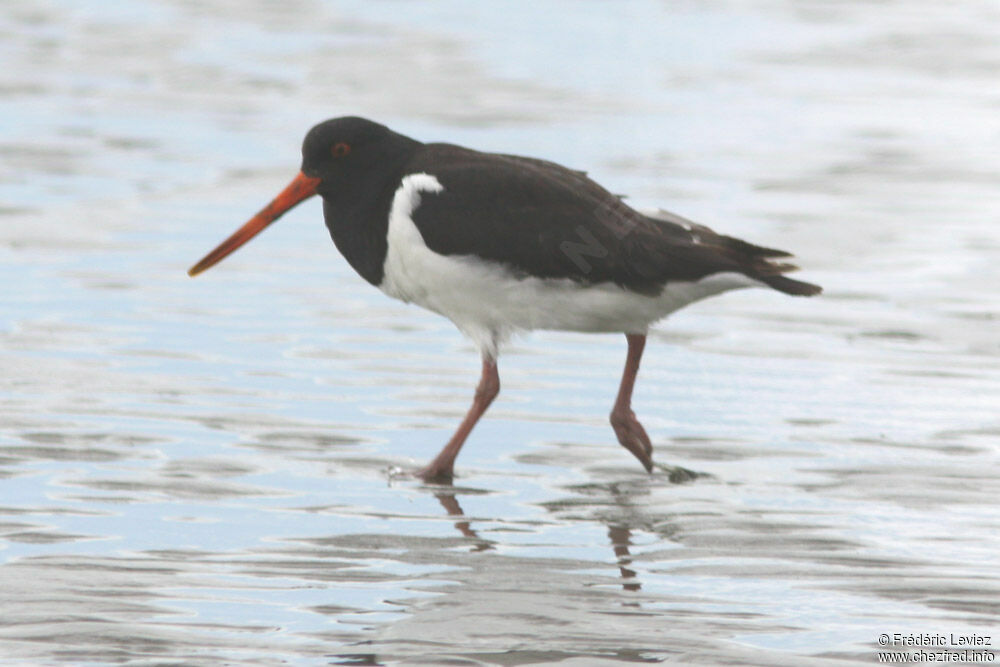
[[2, 0, 999, 664]]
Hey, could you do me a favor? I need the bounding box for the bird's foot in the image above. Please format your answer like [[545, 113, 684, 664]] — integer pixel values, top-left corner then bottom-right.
[[414, 463, 456, 485], [652, 462, 704, 483], [610, 408, 654, 472]]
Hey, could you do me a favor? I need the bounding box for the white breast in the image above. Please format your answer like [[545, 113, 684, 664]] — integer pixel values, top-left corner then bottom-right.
[[380, 174, 760, 358]]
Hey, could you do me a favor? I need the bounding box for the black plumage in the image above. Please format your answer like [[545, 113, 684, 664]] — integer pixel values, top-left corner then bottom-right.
[[405, 144, 820, 297]]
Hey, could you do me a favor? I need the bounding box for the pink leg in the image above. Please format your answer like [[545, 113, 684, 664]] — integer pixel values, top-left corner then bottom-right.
[[610, 333, 654, 472], [418, 356, 500, 482]]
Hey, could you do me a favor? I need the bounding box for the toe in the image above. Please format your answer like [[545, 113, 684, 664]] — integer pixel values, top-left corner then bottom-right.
[[612, 420, 654, 472]]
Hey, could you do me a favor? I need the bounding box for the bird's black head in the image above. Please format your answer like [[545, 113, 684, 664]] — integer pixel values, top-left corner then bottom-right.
[[188, 116, 419, 277], [300, 116, 420, 191]]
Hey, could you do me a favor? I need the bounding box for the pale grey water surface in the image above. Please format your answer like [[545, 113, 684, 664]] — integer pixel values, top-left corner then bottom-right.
[[2, 1, 999, 665]]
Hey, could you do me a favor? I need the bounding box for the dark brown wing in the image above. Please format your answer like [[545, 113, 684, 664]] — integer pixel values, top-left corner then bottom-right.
[[407, 144, 821, 296]]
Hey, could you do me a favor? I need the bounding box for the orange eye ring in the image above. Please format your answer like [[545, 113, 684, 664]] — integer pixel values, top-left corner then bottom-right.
[[331, 142, 351, 157]]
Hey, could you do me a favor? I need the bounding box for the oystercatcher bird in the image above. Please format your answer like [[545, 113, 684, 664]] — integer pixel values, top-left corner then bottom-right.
[[189, 117, 820, 481]]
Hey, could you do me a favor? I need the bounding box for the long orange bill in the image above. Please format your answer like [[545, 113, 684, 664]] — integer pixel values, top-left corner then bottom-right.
[[188, 171, 322, 277]]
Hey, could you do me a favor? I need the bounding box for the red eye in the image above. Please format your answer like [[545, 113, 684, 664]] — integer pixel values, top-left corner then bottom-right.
[[331, 142, 351, 157]]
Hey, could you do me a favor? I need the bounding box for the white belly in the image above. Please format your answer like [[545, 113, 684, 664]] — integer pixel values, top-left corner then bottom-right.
[[379, 173, 759, 357]]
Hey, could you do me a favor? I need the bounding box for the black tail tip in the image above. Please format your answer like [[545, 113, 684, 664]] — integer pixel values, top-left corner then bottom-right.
[[764, 274, 823, 296]]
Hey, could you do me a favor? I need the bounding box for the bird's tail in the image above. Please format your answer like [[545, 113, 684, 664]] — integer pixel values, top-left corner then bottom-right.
[[757, 272, 823, 296], [722, 234, 822, 297], [642, 209, 822, 297]]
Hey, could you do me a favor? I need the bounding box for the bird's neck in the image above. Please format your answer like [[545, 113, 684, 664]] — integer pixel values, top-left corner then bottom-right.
[[320, 148, 418, 285]]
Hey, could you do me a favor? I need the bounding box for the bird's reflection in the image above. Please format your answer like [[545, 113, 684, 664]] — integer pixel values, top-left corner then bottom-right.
[[607, 523, 641, 591], [433, 490, 494, 552], [423, 466, 697, 588]]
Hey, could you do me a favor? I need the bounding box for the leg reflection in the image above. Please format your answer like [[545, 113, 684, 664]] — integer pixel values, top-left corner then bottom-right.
[[435, 492, 494, 552], [607, 523, 641, 591]]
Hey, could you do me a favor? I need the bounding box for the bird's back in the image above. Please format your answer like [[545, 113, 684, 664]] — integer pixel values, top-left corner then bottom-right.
[[404, 143, 821, 298]]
